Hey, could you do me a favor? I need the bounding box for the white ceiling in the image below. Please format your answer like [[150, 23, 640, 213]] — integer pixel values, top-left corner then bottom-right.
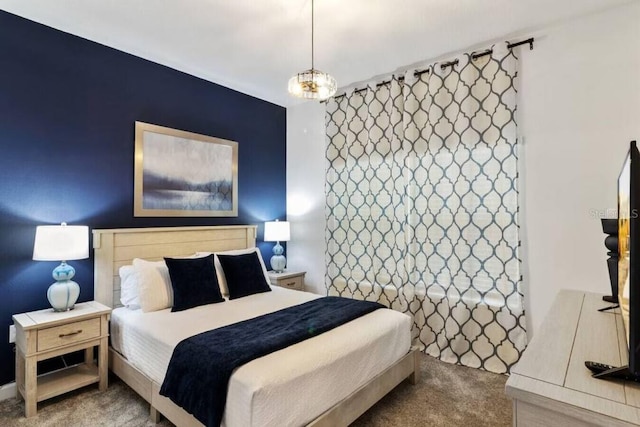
[[0, 0, 633, 107]]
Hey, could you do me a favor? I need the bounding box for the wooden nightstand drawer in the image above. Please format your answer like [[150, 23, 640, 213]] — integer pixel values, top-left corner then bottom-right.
[[37, 318, 101, 352], [278, 276, 303, 290], [268, 271, 306, 291]]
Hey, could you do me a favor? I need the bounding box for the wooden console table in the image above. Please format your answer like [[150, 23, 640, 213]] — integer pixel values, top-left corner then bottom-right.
[[506, 290, 640, 426]]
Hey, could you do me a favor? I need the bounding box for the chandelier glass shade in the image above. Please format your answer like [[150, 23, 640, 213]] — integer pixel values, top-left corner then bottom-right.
[[288, 68, 337, 100], [288, 0, 336, 101]]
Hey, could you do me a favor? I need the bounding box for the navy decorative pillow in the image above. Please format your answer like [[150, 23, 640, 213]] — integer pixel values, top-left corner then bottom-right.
[[217, 252, 272, 300], [164, 255, 225, 312]]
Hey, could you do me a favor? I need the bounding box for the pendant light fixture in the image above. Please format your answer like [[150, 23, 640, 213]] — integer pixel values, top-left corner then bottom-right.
[[288, 0, 337, 101]]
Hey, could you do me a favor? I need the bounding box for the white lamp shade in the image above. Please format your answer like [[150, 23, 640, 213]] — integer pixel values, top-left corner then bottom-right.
[[33, 224, 89, 261], [264, 221, 290, 242]]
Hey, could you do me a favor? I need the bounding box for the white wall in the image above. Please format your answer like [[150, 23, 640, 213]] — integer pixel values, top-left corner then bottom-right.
[[287, 1, 640, 337], [286, 101, 326, 295], [519, 1, 640, 335]]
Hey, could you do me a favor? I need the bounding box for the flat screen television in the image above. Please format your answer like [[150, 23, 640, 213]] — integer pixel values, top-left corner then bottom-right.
[[587, 140, 640, 381]]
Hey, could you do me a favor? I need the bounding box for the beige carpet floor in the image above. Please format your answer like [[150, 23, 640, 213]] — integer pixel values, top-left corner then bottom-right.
[[0, 354, 511, 426]]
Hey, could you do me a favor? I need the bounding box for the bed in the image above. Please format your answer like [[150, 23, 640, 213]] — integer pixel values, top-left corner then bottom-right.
[[93, 225, 419, 427]]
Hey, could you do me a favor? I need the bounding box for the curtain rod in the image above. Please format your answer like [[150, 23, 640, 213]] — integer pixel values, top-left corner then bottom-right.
[[327, 37, 534, 101]]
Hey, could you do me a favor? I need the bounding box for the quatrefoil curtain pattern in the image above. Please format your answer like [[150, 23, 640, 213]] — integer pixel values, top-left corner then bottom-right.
[[325, 44, 526, 374]]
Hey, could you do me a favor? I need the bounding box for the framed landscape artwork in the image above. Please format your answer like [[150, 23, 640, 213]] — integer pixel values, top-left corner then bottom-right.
[[134, 121, 238, 217]]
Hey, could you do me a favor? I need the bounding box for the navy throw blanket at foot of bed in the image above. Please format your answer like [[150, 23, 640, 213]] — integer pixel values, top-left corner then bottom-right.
[[159, 296, 385, 427]]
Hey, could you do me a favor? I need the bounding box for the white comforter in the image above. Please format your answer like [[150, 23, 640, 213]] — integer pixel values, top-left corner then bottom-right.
[[111, 286, 411, 427]]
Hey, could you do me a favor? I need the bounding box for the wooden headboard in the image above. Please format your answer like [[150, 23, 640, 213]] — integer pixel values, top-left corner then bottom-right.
[[93, 225, 257, 308]]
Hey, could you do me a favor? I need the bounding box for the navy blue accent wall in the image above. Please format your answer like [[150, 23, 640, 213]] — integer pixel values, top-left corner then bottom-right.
[[0, 11, 287, 385]]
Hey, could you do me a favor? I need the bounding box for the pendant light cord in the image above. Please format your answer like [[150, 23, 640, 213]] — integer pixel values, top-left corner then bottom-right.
[[311, 0, 315, 70], [288, 0, 336, 99]]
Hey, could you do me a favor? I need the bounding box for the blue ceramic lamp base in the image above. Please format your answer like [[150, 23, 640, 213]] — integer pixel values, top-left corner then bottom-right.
[[48, 261, 80, 312], [270, 242, 287, 273]]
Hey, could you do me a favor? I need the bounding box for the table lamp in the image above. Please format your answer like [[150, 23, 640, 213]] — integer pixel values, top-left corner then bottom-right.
[[33, 222, 89, 312], [264, 220, 290, 273]]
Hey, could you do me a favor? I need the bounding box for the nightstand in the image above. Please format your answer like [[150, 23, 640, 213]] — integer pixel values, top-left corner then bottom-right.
[[12, 301, 111, 418], [268, 270, 306, 291]]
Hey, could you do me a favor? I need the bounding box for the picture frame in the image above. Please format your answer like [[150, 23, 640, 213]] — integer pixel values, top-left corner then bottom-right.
[[134, 121, 238, 217]]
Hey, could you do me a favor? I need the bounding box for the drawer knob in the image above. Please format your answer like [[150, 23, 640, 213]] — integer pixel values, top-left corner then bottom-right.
[[59, 330, 82, 338]]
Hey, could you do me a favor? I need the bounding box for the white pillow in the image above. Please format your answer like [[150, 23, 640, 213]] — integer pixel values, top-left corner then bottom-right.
[[132, 258, 173, 313], [118, 265, 140, 309], [196, 248, 270, 296]]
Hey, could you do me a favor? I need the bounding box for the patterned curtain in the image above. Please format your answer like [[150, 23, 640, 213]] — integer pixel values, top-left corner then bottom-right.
[[325, 44, 526, 374]]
